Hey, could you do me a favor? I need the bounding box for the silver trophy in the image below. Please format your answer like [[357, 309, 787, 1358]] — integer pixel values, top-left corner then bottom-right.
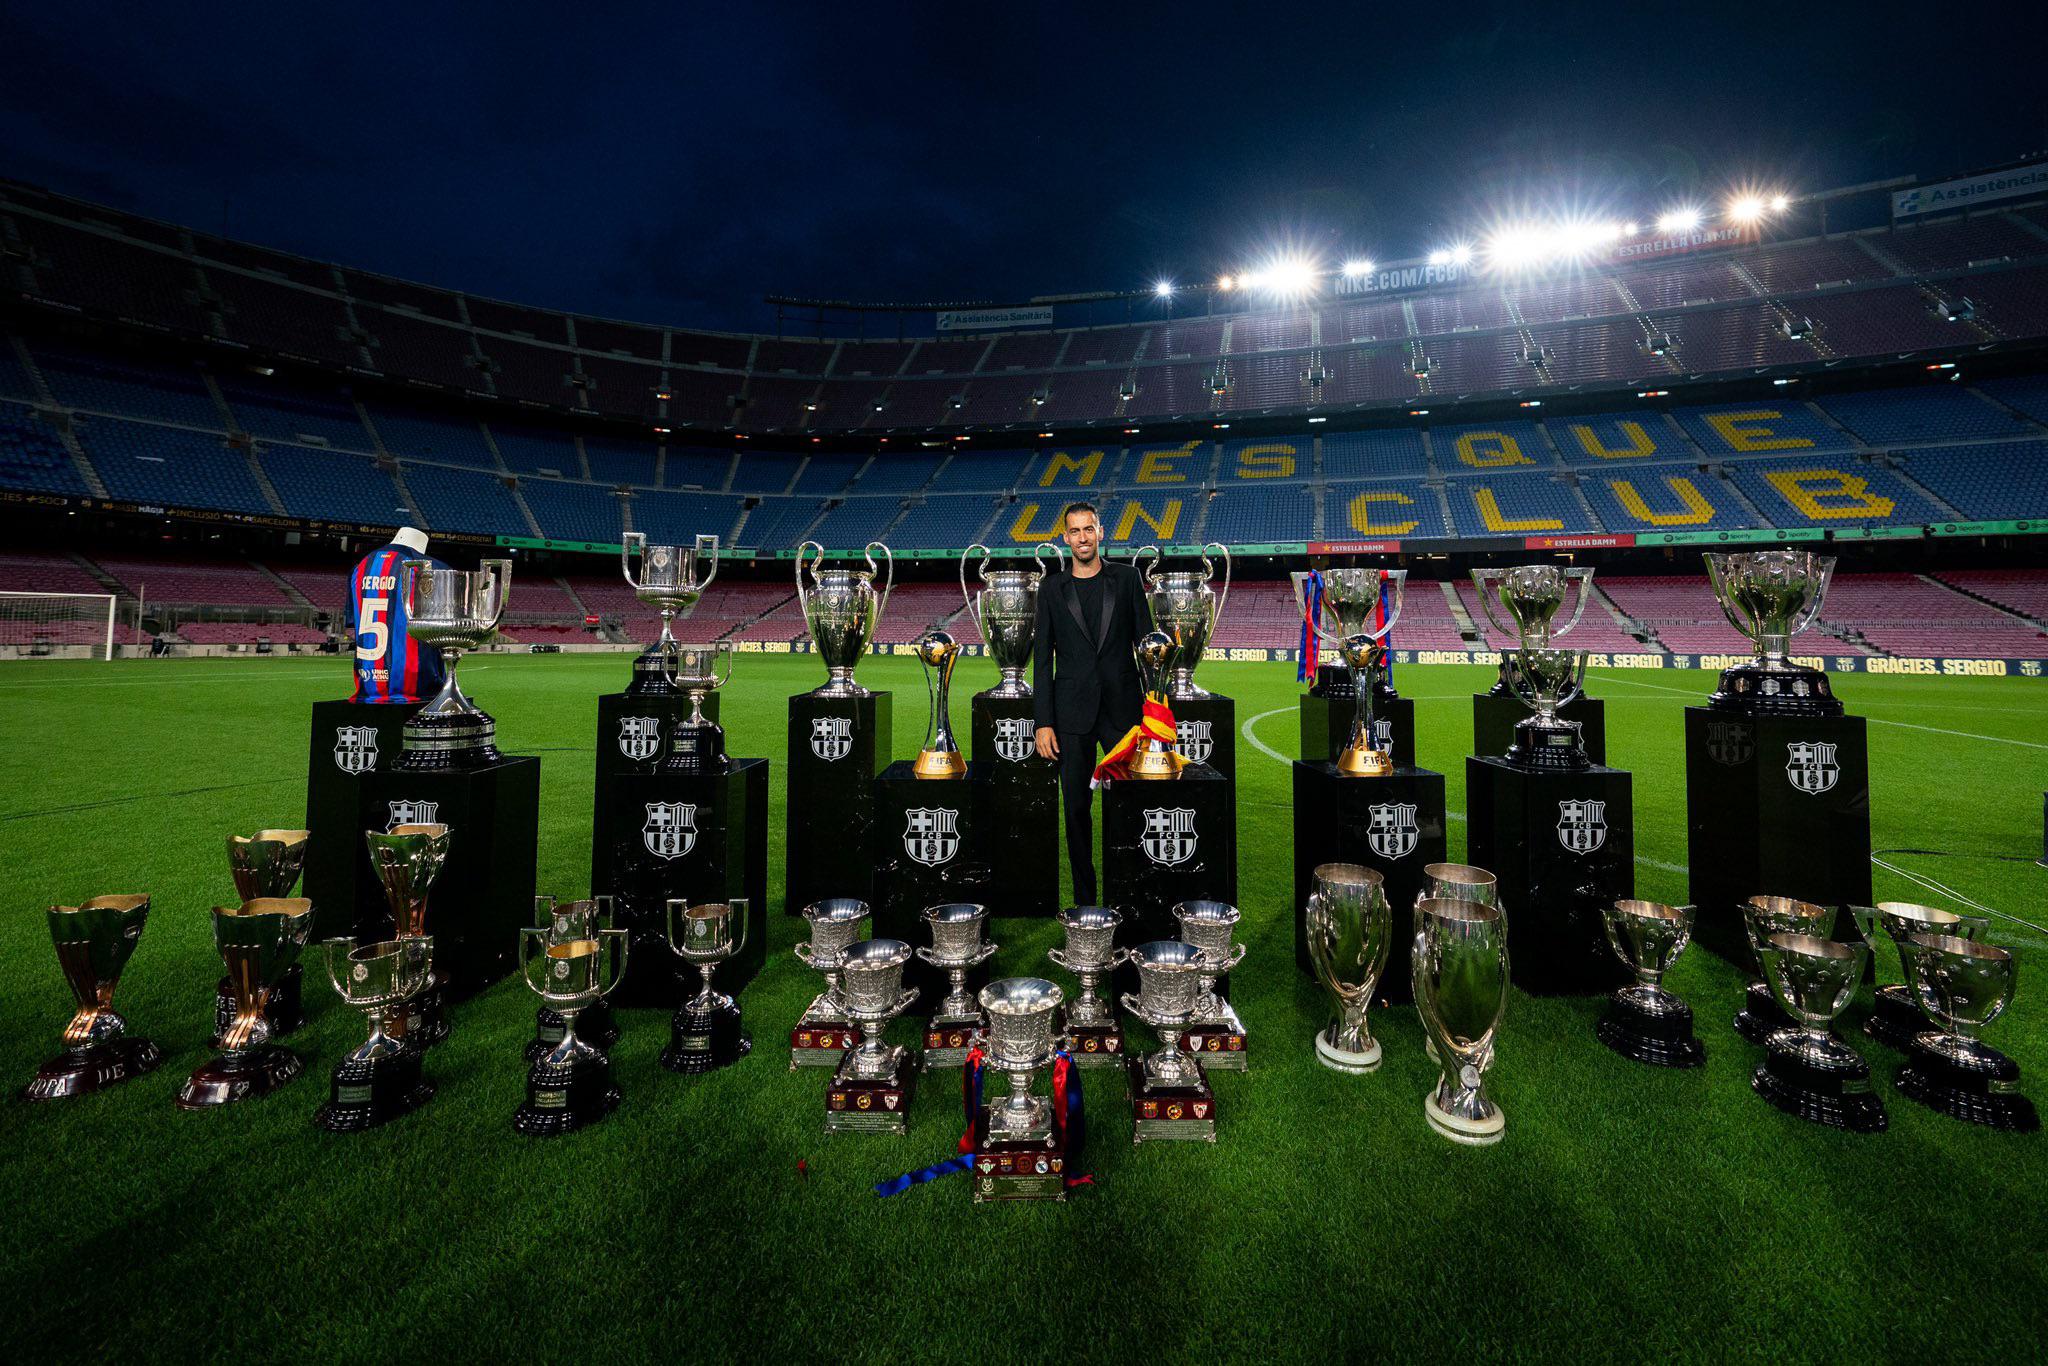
[[621, 531, 719, 696], [1470, 565, 1594, 770], [1703, 549, 1841, 715], [975, 977, 1066, 1143], [1293, 567, 1406, 700], [1334, 572, 1408, 776], [1122, 941, 1219, 1142], [1305, 863, 1392, 1073], [526, 897, 621, 1061], [796, 539, 894, 697], [512, 920, 627, 1135], [1048, 906, 1127, 1066], [23, 895, 162, 1102], [1850, 901, 1989, 1051], [395, 558, 511, 769], [792, 897, 871, 1065], [656, 639, 734, 773], [1894, 933, 2036, 1130], [314, 935, 436, 1131], [1418, 863, 1502, 1066], [1174, 899, 1247, 1070], [1752, 932, 1885, 1131], [1734, 895, 1837, 1045], [661, 898, 751, 1072], [826, 938, 919, 1134], [960, 541, 1056, 699], [1135, 541, 1232, 700], [1413, 897, 1510, 1146], [919, 902, 998, 1067], [1595, 900, 1706, 1067]]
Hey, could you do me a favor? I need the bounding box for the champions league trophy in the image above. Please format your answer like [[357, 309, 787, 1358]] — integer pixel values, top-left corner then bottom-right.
[[960, 542, 1055, 699], [919, 902, 998, 1067], [661, 898, 752, 1072], [1703, 549, 1841, 715], [1174, 900, 1247, 1069], [971, 977, 1073, 1202], [1733, 895, 1837, 1045], [364, 823, 452, 1047], [1334, 574, 1407, 776], [797, 539, 894, 697], [1127, 629, 1186, 780], [1850, 901, 1988, 1052], [1292, 567, 1404, 701], [792, 897, 871, 1066], [23, 896, 163, 1101], [1751, 932, 1885, 1131], [514, 919, 627, 1134], [394, 558, 511, 770], [1595, 900, 1706, 1068], [1413, 897, 1510, 1146], [620, 531, 720, 697], [314, 935, 436, 1131], [1048, 906, 1128, 1067], [177, 898, 317, 1108], [1470, 565, 1594, 769], [215, 830, 310, 1044], [1136, 542, 1231, 700], [1122, 940, 1219, 1142], [912, 630, 967, 779], [1894, 933, 2037, 1131], [526, 897, 622, 1062], [657, 640, 734, 775], [825, 938, 920, 1134], [1305, 863, 1392, 1073]]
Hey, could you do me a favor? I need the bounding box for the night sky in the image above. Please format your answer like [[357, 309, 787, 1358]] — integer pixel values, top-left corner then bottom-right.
[[3, 1, 2042, 331]]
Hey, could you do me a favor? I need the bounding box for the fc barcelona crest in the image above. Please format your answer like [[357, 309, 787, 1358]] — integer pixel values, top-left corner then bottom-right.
[[1366, 802, 1419, 860], [1557, 799, 1607, 855], [1141, 807, 1198, 867], [1705, 719, 1754, 767], [904, 808, 960, 867], [1175, 719, 1214, 766], [811, 716, 853, 763], [334, 725, 379, 775], [617, 716, 661, 762], [643, 802, 697, 861], [1785, 741, 1839, 795], [386, 799, 439, 831], [993, 717, 1034, 763]]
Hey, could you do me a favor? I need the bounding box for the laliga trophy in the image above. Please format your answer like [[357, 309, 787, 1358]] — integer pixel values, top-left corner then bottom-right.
[[1470, 565, 1594, 769], [912, 629, 967, 779], [1703, 549, 1841, 715], [176, 898, 317, 1108], [825, 938, 920, 1134], [394, 558, 511, 770], [1125, 629, 1186, 779], [657, 640, 734, 775], [1122, 940, 1219, 1142], [1292, 567, 1405, 699], [1850, 901, 1988, 1053], [621, 531, 719, 696], [1174, 900, 1247, 1069], [661, 898, 752, 1072], [797, 539, 894, 697], [1048, 906, 1128, 1067], [1135, 542, 1231, 700], [314, 935, 435, 1131], [791, 897, 871, 1066], [1895, 933, 2037, 1131], [1751, 932, 1885, 1131], [514, 919, 628, 1134], [364, 823, 452, 1047], [919, 902, 998, 1068], [1733, 895, 1836, 1045], [1595, 900, 1706, 1068], [1413, 897, 1510, 1146], [216, 830, 311, 1044], [1305, 863, 1393, 1073], [970, 978, 1073, 1203], [527, 897, 622, 1062], [23, 895, 162, 1101], [960, 541, 1055, 698]]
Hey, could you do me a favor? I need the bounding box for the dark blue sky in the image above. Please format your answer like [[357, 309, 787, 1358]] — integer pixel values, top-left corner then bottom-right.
[[3, 1, 2042, 331]]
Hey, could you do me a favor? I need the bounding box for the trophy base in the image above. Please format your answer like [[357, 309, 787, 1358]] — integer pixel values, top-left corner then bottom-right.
[[21, 1037, 165, 1102], [1126, 748, 1185, 780], [656, 721, 727, 777], [1335, 746, 1394, 777], [1504, 718, 1590, 771], [393, 977, 451, 1052], [175, 1046, 304, 1108], [1179, 1003, 1248, 1072], [660, 1000, 752, 1074], [213, 964, 304, 1047], [826, 1051, 915, 1133], [1708, 665, 1844, 717], [314, 1049, 434, 1132], [923, 1010, 986, 1070], [1751, 1042, 1887, 1132], [1896, 1036, 2040, 1132], [912, 748, 968, 780], [1062, 1016, 1127, 1070], [1127, 1052, 1216, 1143], [1597, 993, 1705, 1069], [789, 1002, 862, 1068], [527, 1000, 619, 1064], [393, 710, 503, 771], [1862, 985, 1928, 1053], [1315, 1026, 1382, 1073], [1425, 1091, 1505, 1146], [625, 650, 680, 697], [971, 1119, 1069, 1203], [514, 1054, 622, 1136], [1733, 980, 1792, 1046]]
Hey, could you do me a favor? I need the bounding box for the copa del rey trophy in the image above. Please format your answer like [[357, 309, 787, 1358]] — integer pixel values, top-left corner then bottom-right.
[[621, 532, 719, 697], [393, 559, 511, 770]]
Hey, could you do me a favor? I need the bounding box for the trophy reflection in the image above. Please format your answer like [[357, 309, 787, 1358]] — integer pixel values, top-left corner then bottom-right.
[[1305, 863, 1392, 1073], [796, 539, 894, 697], [217, 829, 310, 1043], [919, 902, 997, 1068], [23, 895, 163, 1101], [177, 898, 317, 1108], [1174, 900, 1247, 1069], [825, 939, 920, 1134], [1703, 549, 1841, 715], [1733, 895, 1836, 1045], [791, 897, 870, 1066], [1413, 897, 1510, 1146], [1121, 941, 1218, 1143], [1048, 905, 1127, 1067], [620, 531, 719, 696], [527, 897, 622, 1062], [364, 823, 451, 1048], [1595, 900, 1705, 1068], [1751, 932, 1886, 1131], [314, 935, 436, 1131], [1850, 901, 1987, 1052], [661, 898, 752, 1072], [912, 629, 968, 778], [514, 919, 627, 1135], [1894, 933, 2037, 1132], [970, 978, 1073, 1203]]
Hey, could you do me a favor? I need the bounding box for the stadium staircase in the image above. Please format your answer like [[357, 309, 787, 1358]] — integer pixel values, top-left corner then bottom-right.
[[1439, 580, 1479, 646], [1918, 572, 2044, 630], [255, 559, 314, 609]]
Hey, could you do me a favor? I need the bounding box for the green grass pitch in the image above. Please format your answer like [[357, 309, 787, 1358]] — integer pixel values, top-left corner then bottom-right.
[[1, 652, 2043, 1362]]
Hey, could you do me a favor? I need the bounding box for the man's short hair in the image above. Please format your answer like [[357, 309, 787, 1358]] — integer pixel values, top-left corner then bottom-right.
[[1062, 501, 1099, 527]]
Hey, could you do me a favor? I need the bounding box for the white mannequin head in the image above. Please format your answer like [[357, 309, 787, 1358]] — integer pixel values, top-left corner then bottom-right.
[[392, 526, 429, 556]]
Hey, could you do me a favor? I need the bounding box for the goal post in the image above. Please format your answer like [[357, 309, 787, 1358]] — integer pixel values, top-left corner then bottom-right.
[[0, 591, 120, 660]]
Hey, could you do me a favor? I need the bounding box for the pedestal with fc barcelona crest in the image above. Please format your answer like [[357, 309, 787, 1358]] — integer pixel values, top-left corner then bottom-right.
[[591, 689, 721, 875], [305, 699, 419, 938], [969, 694, 1059, 917], [786, 692, 893, 914], [1101, 765, 1238, 946], [1290, 760, 1449, 1003]]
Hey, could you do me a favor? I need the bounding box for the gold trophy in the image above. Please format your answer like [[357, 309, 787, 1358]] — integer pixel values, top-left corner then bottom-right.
[[912, 629, 968, 778], [363, 823, 452, 1046], [23, 895, 163, 1101], [177, 898, 317, 1108], [216, 830, 311, 1043], [1127, 629, 1186, 780]]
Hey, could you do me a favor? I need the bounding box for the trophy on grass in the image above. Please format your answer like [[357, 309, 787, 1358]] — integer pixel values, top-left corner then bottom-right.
[[661, 898, 752, 1072], [514, 920, 627, 1135], [1048, 905, 1128, 1067], [960, 542, 1055, 699], [1413, 897, 1510, 1146], [970, 977, 1073, 1203], [527, 897, 622, 1062], [1292, 567, 1406, 701], [1305, 863, 1392, 1073], [1334, 577, 1406, 776], [1471, 565, 1594, 770], [216, 830, 310, 1043], [797, 539, 894, 697], [364, 823, 452, 1047], [1125, 629, 1187, 780], [621, 531, 720, 696], [1417, 863, 1501, 1066], [1137, 542, 1231, 700], [825, 939, 920, 1134], [22, 896, 162, 1101], [1750, 932, 1885, 1132], [177, 898, 317, 1108], [1849, 901, 1988, 1052], [1174, 900, 1247, 1069], [313, 935, 436, 1131], [656, 640, 734, 775], [1734, 895, 1837, 1045], [912, 629, 967, 779], [792, 897, 871, 1066], [1595, 900, 1705, 1068], [919, 902, 998, 1068], [1894, 933, 2037, 1132], [1121, 941, 1219, 1143], [394, 559, 511, 770], [1702, 549, 1842, 715]]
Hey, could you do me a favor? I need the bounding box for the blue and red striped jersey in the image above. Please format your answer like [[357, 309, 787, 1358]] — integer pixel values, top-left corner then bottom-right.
[[347, 544, 447, 703]]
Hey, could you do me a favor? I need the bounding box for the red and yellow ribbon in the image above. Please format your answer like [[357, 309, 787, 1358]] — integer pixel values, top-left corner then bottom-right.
[[1092, 695, 1181, 786]]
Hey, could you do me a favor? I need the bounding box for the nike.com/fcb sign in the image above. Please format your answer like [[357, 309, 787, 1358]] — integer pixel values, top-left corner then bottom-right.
[[1892, 161, 2048, 219]]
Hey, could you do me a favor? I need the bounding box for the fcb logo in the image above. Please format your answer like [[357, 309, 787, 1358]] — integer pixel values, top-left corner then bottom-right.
[[617, 716, 661, 762], [1371, 717, 1393, 752], [904, 808, 960, 867], [1785, 741, 1840, 796], [333, 725, 379, 775], [643, 802, 697, 860], [1557, 799, 1607, 855], [1141, 807, 1198, 867], [993, 717, 1034, 763], [1366, 802, 1419, 860], [1705, 719, 1754, 767], [810, 716, 853, 762], [386, 799, 438, 830], [1175, 719, 1214, 766]]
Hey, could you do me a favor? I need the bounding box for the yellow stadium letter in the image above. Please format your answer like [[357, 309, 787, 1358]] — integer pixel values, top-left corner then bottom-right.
[[1472, 486, 1562, 532], [1233, 443, 1297, 479], [1762, 469, 1895, 521], [1345, 489, 1419, 536], [1038, 449, 1104, 487], [1609, 476, 1717, 526], [1114, 498, 1181, 543], [1008, 504, 1067, 542], [1569, 421, 1657, 460], [1134, 442, 1202, 484], [1453, 431, 1532, 468], [1701, 410, 1813, 453]]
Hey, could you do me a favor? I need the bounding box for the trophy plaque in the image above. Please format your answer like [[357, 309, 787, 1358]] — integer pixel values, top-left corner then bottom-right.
[[1893, 933, 2037, 1132], [1849, 901, 1986, 1053], [1413, 897, 1510, 1146], [1049, 906, 1128, 1069], [1174, 900, 1247, 1070], [514, 922, 627, 1135], [620, 531, 719, 697], [1595, 900, 1705, 1068], [177, 898, 317, 1108], [918, 902, 997, 1069], [912, 630, 968, 780], [1305, 863, 1392, 1073], [314, 935, 436, 1131], [1750, 932, 1886, 1132], [1734, 895, 1836, 1045], [215, 830, 311, 1044], [526, 897, 622, 1061], [970, 978, 1072, 1203], [661, 898, 753, 1072], [392, 558, 511, 771], [791, 897, 870, 1066], [23, 895, 163, 1101], [825, 939, 919, 1134], [364, 823, 452, 1047], [1122, 941, 1218, 1143]]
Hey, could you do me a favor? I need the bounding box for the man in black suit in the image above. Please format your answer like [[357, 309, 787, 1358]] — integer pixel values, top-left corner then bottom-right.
[[1033, 501, 1149, 905]]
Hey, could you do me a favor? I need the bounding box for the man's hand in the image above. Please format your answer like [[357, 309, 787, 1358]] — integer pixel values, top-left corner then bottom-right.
[[1035, 726, 1059, 760]]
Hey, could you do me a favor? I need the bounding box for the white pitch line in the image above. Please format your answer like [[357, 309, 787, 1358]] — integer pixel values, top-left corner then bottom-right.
[[1596, 672, 2048, 750]]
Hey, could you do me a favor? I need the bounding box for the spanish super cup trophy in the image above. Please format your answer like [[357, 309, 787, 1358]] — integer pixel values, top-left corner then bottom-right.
[[1595, 900, 1706, 1067], [1127, 629, 1187, 779], [1292, 567, 1403, 700], [1048, 905, 1128, 1067], [912, 629, 967, 779], [797, 539, 894, 697], [1751, 931, 1885, 1131], [1413, 897, 1510, 1146], [364, 822, 452, 1046], [1417, 863, 1501, 1066], [526, 896, 622, 1062], [1334, 573, 1408, 776], [656, 639, 733, 774], [791, 897, 871, 1065], [1136, 542, 1231, 700], [919, 902, 997, 1068], [661, 898, 752, 1072], [23, 895, 162, 1101], [621, 531, 719, 696], [1733, 895, 1836, 1045], [959, 541, 1054, 698], [216, 829, 311, 1043], [177, 897, 317, 1108], [393, 558, 511, 770], [1305, 863, 1392, 1073], [971, 977, 1072, 1203], [1894, 932, 2037, 1131], [1174, 899, 1247, 1069], [514, 918, 627, 1134], [1470, 565, 1593, 768], [314, 935, 435, 1131], [1703, 549, 1841, 714], [1122, 940, 1219, 1142], [825, 938, 920, 1134], [1849, 901, 1987, 1053]]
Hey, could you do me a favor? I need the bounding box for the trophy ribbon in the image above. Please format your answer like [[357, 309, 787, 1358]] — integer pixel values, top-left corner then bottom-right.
[[872, 1044, 986, 1197], [1296, 569, 1325, 683], [1090, 695, 1182, 788]]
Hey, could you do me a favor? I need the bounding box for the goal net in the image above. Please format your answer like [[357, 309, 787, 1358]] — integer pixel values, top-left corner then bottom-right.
[[0, 592, 120, 660]]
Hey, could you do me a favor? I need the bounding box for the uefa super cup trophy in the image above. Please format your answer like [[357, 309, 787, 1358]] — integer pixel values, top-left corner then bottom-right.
[[1136, 542, 1231, 700], [792, 897, 871, 1065], [514, 919, 627, 1134], [1174, 900, 1247, 1069], [527, 897, 622, 1062], [1125, 629, 1186, 779], [1894, 932, 2036, 1131], [1413, 897, 1510, 1146], [825, 938, 920, 1133], [394, 558, 511, 769], [1471, 565, 1594, 769], [216, 829, 310, 1044], [797, 539, 894, 697], [364, 822, 452, 1047], [1751, 932, 1885, 1131], [657, 639, 734, 774], [1122, 940, 1219, 1142], [23, 895, 163, 1101], [1048, 905, 1128, 1067], [912, 629, 967, 778], [1850, 901, 1989, 1052], [1733, 895, 1837, 1045], [1306, 863, 1392, 1073], [314, 935, 436, 1131], [621, 531, 720, 696], [1417, 863, 1502, 1066], [1595, 900, 1706, 1067], [177, 898, 317, 1108], [919, 902, 998, 1067], [960, 541, 1055, 699], [661, 898, 752, 1072], [1703, 549, 1841, 715]]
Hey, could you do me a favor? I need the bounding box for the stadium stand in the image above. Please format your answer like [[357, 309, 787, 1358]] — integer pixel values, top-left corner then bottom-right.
[[0, 403, 89, 494], [261, 445, 410, 524], [90, 553, 294, 607]]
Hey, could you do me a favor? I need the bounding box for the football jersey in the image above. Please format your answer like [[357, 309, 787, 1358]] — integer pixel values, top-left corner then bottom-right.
[[348, 544, 447, 703]]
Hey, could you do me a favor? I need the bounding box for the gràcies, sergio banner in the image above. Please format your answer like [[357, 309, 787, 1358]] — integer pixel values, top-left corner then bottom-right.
[[1892, 161, 2048, 219]]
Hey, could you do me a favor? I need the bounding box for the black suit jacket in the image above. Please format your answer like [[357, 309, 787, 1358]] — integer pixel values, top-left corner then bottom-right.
[[1032, 561, 1147, 734]]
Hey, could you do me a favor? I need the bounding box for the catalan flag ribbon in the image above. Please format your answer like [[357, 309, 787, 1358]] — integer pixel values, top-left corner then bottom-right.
[[1091, 695, 1180, 787]]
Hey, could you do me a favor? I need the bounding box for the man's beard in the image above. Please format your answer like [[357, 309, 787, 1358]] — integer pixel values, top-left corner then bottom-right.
[[1073, 541, 1098, 563]]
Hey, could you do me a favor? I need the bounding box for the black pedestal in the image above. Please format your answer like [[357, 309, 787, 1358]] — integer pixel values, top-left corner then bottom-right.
[[314, 1048, 434, 1132], [786, 692, 892, 914], [1299, 692, 1415, 767], [1473, 691, 1607, 766], [592, 691, 720, 862], [1751, 1041, 1887, 1132], [599, 757, 770, 1009], [1685, 709, 1871, 965], [1596, 991, 1705, 1068], [970, 695, 1060, 918], [1170, 695, 1237, 777], [871, 761, 990, 951], [1465, 756, 1634, 996], [660, 996, 752, 1073], [512, 1053, 621, 1136], [305, 699, 419, 938], [1101, 765, 1237, 946], [1896, 1037, 2040, 1132], [361, 756, 540, 999], [1290, 761, 1449, 1004]]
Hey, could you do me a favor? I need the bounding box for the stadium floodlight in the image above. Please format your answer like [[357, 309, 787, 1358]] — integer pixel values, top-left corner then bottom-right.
[[1728, 196, 1766, 223], [1216, 274, 1235, 290], [1449, 243, 1473, 266], [1656, 208, 1702, 233], [1342, 259, 1372, 279], [1261, 256, 1318, 297], [1770, 194, 1791, 211], [1154, 280, 1174, 297], [1622, 222, 1640, 236]]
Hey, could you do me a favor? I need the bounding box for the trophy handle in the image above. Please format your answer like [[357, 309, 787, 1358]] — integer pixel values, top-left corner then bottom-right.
[[1203, 541, 1232, 636], [1555, 651, 1589, 708], [1557, 567, 1595, 639], [533, 893, 555, 929], [622, 531, 646, 591], [1108, 946, 1131, 969], [519, 925, 550, 995], [321, 936, 357, 1000], [664, 898, 688, 954], [729, 898, 750, 959], [1468, 569, 1518, 642], [399, 558, 430, 620], [1047, 947, 1071, 970], [865, 541, 895, 626], [1790, 557, 1833, 637], [1848, 905, 1882, 950], [691, 533, 721, 594], [1032, 541, 1060, 581], [596, 927, 630, 999], [594, 894, 615, 930], [1119, 992, 1143, 1017], [712, 639, 734, 688], [1131, 544, 1161, 582], [1955, 913, 1992, 940], [478, 559, 513, 636], [795, 539, 823, 604], [961, 542, 991, 618], [1701, 554, 1758, 643]]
